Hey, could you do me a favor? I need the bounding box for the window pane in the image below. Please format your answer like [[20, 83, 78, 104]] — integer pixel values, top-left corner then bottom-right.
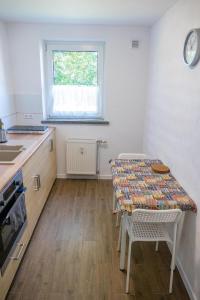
[[53, 51, 97, 86], [52, 85, 98, 115], [51, 51, 99, 117]]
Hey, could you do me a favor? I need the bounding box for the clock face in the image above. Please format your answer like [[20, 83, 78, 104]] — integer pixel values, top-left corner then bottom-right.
[[185, 32, 197, 64], [184, 29, 200, 67]]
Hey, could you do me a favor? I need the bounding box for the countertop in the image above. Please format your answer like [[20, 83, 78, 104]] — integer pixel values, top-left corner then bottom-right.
[[0, 127, 55, 191]]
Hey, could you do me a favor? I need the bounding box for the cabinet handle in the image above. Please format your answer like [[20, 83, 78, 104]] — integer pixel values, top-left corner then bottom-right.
[[33, 175, 40, 191], [10, 243, 24, 261], [38, 174, 41, 189], [49, 139, 53, 152]]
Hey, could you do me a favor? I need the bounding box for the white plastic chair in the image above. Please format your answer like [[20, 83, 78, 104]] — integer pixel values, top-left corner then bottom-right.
[[119, 209, 182, 294], [113, 153, 151, 226], [118, 153, 150, 160]]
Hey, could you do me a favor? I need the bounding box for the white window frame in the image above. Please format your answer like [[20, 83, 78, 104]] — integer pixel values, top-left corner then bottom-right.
[[42, 41, 105, 120]]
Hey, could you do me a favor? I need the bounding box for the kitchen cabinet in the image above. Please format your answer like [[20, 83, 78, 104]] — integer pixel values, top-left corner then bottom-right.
[[23, 130, 56, 236], [0, 129, 56, 300]]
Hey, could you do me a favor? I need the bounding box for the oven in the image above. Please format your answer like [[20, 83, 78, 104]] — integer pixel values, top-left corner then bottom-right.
[[0, 170, 27, 275]]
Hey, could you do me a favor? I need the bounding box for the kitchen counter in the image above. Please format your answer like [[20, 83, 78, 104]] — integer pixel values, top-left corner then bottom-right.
[[0, 127, 55, 191]]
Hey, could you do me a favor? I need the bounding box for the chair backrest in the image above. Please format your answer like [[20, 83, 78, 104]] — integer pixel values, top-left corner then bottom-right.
[[130, 209, 182, 224], [118, 153, 151, 159]]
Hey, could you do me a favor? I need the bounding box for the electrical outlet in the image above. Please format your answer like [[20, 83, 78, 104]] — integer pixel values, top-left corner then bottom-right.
[[132, 40, 139, 48], [24, 114, 33, 119]]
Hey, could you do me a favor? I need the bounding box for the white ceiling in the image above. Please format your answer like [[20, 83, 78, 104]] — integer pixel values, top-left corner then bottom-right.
[[0, 0, 177, 26]]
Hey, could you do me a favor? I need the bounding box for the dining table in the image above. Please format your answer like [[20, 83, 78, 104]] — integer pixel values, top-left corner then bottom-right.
[[110, 158, 197, 270]]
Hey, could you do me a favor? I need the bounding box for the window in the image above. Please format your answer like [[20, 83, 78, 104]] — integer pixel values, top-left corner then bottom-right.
[[43, 41, 104, 120]]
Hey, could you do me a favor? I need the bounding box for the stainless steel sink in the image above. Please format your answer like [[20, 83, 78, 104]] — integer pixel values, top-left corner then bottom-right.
[[0, 151, 22, 164], [0, 144, 25, 164], [0, 145, 23, 151]]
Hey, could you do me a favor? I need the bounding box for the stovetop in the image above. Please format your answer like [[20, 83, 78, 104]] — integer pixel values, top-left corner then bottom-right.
[[7, 125, 49, 134]]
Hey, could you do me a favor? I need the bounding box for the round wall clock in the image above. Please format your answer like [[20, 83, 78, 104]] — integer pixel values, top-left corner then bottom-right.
[[183, 28, 200, 67]]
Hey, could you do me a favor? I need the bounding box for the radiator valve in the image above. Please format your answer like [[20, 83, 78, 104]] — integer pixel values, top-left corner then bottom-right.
[[97, 140, 107, 145]]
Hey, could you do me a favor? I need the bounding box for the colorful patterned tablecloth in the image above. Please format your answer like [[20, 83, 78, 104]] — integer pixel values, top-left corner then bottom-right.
[[111, 159, 197, 213]]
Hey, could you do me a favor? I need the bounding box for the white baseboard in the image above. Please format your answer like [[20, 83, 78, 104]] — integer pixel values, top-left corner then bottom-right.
[[56, 173, 112, 180], [176, 257, 197, 300], [98, 174, 112, 180], [167, 243, 196, 300], [56, 173, 67, 179]]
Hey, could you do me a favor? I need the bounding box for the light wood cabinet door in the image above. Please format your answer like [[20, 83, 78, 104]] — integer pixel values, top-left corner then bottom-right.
[[23, 130, 56, 237], [22, 146, 44, 236], [37, 131, 56, 209]]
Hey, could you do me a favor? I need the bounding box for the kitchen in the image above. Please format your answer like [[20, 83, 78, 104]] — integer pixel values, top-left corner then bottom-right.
[[0, 0, 200, 299]]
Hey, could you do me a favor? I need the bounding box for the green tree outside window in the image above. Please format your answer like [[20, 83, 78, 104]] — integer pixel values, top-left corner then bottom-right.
[[53, 51, 98, 86]]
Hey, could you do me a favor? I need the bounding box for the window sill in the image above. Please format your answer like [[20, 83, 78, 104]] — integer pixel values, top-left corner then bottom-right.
[[41, 118, 110, 125]]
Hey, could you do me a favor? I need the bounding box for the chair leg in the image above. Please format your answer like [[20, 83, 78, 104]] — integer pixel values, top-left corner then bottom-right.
[[170, 250, 176, 271], [116, 211, 122, 227], [117, 215, 124, 251], [169, 251, 175, 293], [116, 212, 120, 227], [169, 226, 177, 293], [155, 241, 159, 252], [126, 240, 132, 293], [120, 215, 127, 270]]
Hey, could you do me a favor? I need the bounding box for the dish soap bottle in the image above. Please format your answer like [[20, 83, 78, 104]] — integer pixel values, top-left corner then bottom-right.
[[0, 119, 7, 143]]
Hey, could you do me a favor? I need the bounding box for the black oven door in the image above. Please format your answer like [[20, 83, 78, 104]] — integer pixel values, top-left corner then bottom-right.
[[0, 191, 27, 274]]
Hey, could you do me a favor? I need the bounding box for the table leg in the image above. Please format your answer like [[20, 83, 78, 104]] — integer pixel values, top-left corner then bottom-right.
[[177, 212, 185, 252], [113, 193, 116, 212], [120, 213, 127, 270], [171, 212, 185, 270]]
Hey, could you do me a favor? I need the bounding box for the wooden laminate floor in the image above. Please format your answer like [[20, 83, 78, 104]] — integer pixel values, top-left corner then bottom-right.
[[7, 180, 190, 300]]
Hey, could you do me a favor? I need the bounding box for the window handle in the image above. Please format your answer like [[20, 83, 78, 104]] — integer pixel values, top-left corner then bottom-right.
[[80, 147, 84, 155]]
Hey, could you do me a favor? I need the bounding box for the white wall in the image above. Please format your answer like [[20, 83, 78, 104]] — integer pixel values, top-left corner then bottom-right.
[[0, 22, 16, 128], [145, 0, 200, 299], [6, 23, 150, 177]]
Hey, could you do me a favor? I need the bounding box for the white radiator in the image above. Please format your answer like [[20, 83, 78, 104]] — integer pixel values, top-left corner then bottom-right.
[[66, 139, 98, 175]]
